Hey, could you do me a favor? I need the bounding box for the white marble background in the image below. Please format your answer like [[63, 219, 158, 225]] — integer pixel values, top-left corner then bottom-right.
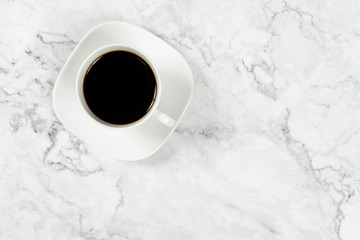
[[1, 0, 360, 239]]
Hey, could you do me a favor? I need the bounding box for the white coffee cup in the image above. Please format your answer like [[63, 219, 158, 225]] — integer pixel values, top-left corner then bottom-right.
[[76, 44, 175, 128]]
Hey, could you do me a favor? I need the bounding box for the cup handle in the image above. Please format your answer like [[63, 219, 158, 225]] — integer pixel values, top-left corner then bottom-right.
[[153, 109, 175, 128]]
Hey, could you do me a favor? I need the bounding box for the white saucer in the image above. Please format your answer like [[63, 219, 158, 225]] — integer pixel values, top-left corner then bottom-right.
[[52, 22, 193, 161]]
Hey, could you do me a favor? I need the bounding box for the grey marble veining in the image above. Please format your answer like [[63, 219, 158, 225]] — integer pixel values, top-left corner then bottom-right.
[[1, 0, 360, 239]]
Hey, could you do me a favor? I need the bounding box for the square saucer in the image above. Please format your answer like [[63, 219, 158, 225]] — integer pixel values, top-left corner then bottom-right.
[[52, 22, 193, 161]]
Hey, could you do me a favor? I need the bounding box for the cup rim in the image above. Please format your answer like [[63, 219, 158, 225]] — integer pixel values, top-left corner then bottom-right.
[[75, 44, 161, 129]]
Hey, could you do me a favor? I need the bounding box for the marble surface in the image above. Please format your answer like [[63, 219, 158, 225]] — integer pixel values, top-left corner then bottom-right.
[[1, 0, 360, 239]]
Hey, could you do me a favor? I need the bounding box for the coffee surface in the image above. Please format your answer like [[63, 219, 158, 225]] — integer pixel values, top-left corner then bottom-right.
[[83, 51, 157, 125]]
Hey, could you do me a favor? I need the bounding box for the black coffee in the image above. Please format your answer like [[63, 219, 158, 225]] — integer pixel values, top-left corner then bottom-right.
[[83, 51, 157, 125]]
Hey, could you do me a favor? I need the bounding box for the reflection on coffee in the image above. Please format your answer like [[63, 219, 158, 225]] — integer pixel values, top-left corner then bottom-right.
[[83, 51, 157, 125]]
